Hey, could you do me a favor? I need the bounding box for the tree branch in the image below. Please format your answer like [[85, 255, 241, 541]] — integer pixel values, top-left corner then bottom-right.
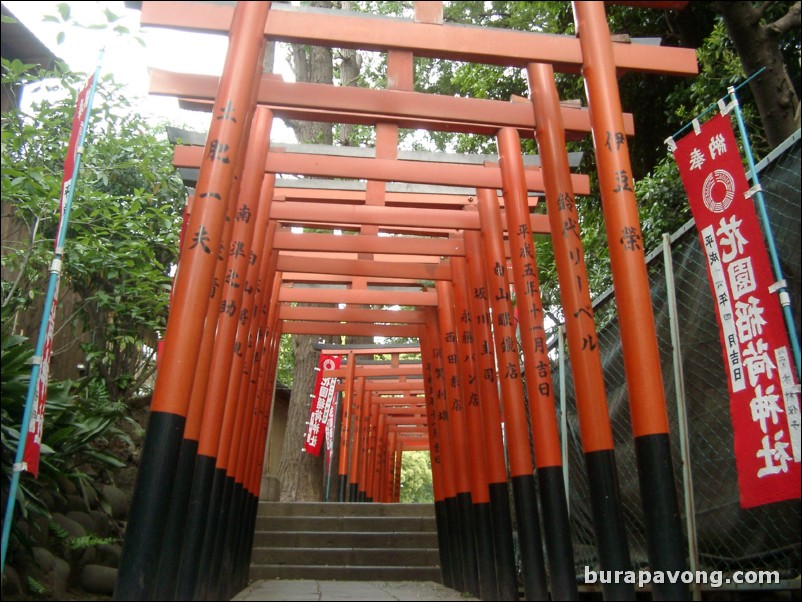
[[131, 362, 157, 395], [768, 1, 801, 36], [2, 216, 41, 309], [51, 299, 91, 340], [756, 1, 776, 19]]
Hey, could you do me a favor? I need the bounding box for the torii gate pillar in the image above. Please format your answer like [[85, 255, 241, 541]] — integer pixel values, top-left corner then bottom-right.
[[574, 3, 688, 600]]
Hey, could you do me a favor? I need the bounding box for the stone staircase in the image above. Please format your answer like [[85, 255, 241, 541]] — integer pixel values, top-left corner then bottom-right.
[[249, 502, 442, 582]]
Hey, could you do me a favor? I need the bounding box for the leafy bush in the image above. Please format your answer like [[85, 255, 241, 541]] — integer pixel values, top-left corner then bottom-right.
[[2, 57, 186, 404], [1, 325, 133, 545]]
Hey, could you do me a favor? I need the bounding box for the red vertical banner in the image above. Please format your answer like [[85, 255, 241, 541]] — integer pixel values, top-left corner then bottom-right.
[[305, 355, 341, 456], [58, 75, 94, 224], [23, 75, 95, 477], [673, 112, 800, 507], [23, 298, 57, 477]]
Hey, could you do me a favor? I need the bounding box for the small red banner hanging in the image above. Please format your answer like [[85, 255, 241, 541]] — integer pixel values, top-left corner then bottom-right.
[[58, 74, 94, 226], [673, 112, 800, 508], [304, 355, 341, 456]]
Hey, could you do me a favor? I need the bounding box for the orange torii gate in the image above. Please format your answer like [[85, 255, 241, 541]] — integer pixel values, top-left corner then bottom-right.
[[114, 2, 699, 601], [318, 347, 425, 504]]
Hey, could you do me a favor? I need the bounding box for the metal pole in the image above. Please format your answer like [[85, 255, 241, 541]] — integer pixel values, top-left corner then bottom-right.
[[728, 87, 801, 378], [662, 234, 702, 602]]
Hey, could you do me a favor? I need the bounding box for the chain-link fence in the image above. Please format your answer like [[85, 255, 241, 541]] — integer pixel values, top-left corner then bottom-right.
[[552, 131, 801, 590]]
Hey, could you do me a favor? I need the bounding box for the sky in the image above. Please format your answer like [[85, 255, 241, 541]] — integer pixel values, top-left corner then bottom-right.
[[4, 0, 296, 141]]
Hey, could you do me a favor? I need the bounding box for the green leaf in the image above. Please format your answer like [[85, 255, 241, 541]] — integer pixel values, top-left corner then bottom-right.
[[104, 8, 122, 23], [56, 3, 70, 21]]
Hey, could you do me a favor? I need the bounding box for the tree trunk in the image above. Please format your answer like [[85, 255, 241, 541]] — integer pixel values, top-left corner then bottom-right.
[[337, 1, 362, 145], [277, 334, 326, 501], [285, 0, 335, 145], [275, 0, 336, 502], [714, 1, 801, 149]]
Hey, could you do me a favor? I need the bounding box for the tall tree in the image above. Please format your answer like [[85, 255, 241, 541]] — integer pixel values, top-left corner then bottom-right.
[[713, 1, 800, 149], [274, 0, 392, 502], [275, 1, 336, 502], [399, 450, 433, 504]]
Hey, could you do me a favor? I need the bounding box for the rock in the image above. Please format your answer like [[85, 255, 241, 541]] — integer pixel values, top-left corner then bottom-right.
[[66, 511, 96, 534], [51, 512, 87, 539], [74, 543, 97, 568], [84, 484, 101, 510], [80, 564, 117, 595], [38, 489, 56, 512], [31, 515, 51, 547], [95, 543, 122, 568], [66, 493, 88, 512], [101, 485, 130, 520], [51, 513, 96, 572], [89, 509, 114, 537], [48, 491, 70, 514], [115, 466, 139, 491], [1, 565, 23, 596], [66, 486, 100, 511], [29, 547, 70, 599], [57, 477, 78, 496], [31, 547, 56, 571], [49, 556, 70, 599]]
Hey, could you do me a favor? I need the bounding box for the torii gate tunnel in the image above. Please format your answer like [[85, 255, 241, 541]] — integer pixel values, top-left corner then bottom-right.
[[115, 2, 699, 601]]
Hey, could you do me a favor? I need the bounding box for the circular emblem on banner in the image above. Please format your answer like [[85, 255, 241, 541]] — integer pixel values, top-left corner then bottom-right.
[[702, 169, 735, 213], [322, 358, 337, 370]]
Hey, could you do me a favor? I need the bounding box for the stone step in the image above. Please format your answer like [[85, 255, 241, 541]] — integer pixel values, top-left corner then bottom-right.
[[252, 530, 439, 548], [254, 515, 435, 533], [249, 564, 442, 582], [249, 502, 442, 585], [257, 501, 435, 518], [251, 546, 441, 567]]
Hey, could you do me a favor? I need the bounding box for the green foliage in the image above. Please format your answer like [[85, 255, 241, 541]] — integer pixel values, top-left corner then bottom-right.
[[2, 56, 176, 552], [276, 334, 295, 388], [399, 450, 433, 503], [2, 59, 186, 403], [42, 3, 145, 47], [26, 575, 47, 597], [48, 520, 70, 540], [667, 20, 769, 156], [1, 331, 57, 525], [636, 159, 690, 251], [66, 534, 118, 550], [1, 329, 133, 547]]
